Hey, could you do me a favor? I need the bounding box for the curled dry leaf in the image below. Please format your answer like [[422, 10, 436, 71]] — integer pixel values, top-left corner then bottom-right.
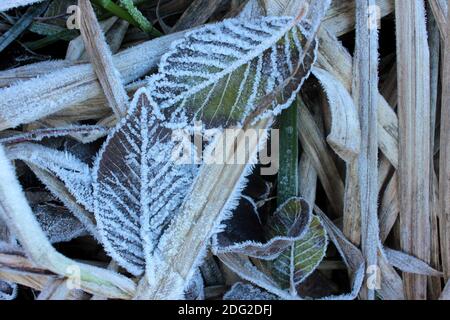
[[311, 66, 360, 162]]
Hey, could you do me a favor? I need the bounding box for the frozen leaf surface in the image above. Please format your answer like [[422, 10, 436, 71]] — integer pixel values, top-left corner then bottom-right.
[[94, 14, 318, 277], [270, 214, 328, 289], [146, 15, 317, 129], [35, 204, 86, 244], [94, 93, 198, 275]]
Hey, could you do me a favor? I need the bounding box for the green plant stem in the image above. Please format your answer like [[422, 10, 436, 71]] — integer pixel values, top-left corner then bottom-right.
[[277, 99, 299, 206], [92, 0, 161, 36]]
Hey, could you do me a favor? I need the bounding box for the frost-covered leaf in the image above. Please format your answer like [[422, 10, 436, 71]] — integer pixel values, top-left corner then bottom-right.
[[7, 143, 94, 211], [146, 15, 317, 130], [269, 214, 327, 290], [217, 252, 292, 300], [213, 197, 312, 260], [94, 92, 198, 275], [94, 13, 319, 277], [224, 282, 278, 300], [34, 204, 87, 244], [384, 247, 443, 277], [313, 206, 365, 300]]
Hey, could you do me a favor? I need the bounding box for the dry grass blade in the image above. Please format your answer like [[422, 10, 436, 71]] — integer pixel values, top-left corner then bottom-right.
[[353, 0, 379, 300], [323, 0, 393, 36], [441, 281, 450, 300], [395, 0, 431, 300], [66, 16, 118, 61], [439, 2, 450, 281], [316, 27, 399, 169], [429, 0, 448, 38], [297, 100, 344, 215], [379, 173, 399, 242], [171, 0, 224, 32], [0, 60, 77, 88], [78, 0, 128, 119], [0, 30, 185, 130], [37, 279, 88, 300], [377, 251, 405, 300]]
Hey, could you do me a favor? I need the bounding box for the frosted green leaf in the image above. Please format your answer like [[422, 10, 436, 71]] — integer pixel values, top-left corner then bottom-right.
[[268, 198, 328, 289]]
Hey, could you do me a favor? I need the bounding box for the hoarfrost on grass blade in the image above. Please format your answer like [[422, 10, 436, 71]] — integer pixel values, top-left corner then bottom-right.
[[311, 66, 360, 161], [384, 247, 443, 277], [7, 143, 94, 211]]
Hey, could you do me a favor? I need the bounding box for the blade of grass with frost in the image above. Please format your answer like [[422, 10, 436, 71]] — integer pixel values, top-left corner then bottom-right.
[[0, 145, 136, 299], [0, 1, 48, 53], [384, 248, 443, 277], [395, 0, 431, 300], [316, 27, 399, 169], [314, 206, 365, 300], [0, 125, 107, 145], [5, 143, 99, 240], [0, 30, 185, 130], [94, 12, 319, 278], [354, 0, 379, 300], [311, 66, 361, 245], [6, 143, 94, 211], [79, 0, 129, 119], [312, 67, 361, 161], [0, 0, 45, 11]]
